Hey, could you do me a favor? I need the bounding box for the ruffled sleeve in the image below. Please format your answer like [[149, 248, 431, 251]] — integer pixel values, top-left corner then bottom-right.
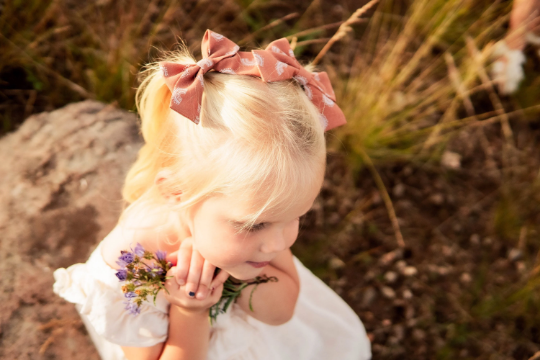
[[53, 243, 169, 348]]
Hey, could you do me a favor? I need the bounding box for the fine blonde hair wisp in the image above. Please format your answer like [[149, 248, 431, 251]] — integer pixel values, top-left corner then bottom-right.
[[121, 43, 327, 230]]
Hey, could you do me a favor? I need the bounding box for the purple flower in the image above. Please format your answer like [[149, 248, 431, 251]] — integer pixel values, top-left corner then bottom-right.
[[133, 243, 145, 257], [150, 263, 164, 276], [117, 251, 134, 266], [125, 291, 137, 299], [124, 301, 141, 315], [115, 269, 127, 281], [156, 250, 167, 261]]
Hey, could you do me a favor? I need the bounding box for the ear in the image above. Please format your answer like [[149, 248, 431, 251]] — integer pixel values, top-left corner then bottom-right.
[[155, 169, 182, 202]]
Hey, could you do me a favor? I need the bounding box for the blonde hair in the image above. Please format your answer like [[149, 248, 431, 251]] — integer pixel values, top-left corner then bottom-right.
[[121, 43, 327, 231]]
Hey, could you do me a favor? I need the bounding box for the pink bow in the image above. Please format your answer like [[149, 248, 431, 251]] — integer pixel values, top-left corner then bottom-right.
[[159, 30, 346, 131]]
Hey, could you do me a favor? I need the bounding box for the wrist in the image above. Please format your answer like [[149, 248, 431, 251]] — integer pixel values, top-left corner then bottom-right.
[[171, 304, 209, 318]]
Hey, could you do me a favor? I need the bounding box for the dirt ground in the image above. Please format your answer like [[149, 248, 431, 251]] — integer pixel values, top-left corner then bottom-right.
[[294, 118, 540, 358]]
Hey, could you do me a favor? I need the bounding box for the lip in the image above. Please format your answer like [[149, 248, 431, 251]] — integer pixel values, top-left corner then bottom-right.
[[246, 261, 270, 268]]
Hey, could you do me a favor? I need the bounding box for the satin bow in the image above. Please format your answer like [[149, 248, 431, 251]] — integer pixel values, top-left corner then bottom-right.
[[159, 30, 346, 131]]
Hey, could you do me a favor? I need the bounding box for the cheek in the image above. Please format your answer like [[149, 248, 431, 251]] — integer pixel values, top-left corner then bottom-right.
[[284, 219, 300, 247], [192, 226, 254, 267]]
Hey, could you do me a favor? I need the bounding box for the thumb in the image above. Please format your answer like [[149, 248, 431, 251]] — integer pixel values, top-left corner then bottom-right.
[[210, 269, 230, 289]]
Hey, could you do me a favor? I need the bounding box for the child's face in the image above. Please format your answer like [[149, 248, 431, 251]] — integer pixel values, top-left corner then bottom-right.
[[187, 184, 320, 280]]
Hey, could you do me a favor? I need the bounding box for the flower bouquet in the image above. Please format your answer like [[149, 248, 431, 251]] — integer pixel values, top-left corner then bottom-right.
[[115, 243, 278, 322]]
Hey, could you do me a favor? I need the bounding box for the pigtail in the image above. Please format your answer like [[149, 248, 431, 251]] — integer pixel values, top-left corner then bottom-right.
[[122, 46, 196, 204]]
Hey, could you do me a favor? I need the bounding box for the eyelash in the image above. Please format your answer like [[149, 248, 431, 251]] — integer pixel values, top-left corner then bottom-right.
[[246, 222, 266, 232], [242, 216, 303, 233]]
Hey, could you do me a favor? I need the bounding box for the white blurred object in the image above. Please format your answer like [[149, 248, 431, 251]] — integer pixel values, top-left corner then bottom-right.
[[491, 40, 526, 94]]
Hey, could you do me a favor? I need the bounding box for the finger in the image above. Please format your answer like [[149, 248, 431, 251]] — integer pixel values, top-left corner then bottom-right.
[[210, 269, 230, 290], [196, 261, 215, 300], [166, 251, 178, 266], [186, 248, 204, 297], [209, 283, 224, 305], [175, 239, 193, 286], [164, 268, 179, 291]]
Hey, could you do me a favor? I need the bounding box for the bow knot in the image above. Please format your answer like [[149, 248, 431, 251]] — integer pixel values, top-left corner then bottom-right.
[[160, 30, 346, 131]]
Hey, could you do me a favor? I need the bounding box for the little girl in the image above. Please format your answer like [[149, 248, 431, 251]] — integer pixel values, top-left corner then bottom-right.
[[53, 30, 371, 360]]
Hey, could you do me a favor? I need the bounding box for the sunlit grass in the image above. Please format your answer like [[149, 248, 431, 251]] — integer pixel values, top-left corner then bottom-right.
[[328, 0, 512, 165]]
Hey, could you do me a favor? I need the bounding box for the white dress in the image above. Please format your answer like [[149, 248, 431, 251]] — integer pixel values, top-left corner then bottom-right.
[[53, 242, 372, 360]]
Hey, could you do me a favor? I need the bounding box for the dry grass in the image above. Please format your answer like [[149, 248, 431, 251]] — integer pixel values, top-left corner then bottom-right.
[[328, 0, 519, 164]]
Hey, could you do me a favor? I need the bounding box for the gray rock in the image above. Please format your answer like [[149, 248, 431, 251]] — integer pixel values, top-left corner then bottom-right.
[[0, 101, 142, 359]]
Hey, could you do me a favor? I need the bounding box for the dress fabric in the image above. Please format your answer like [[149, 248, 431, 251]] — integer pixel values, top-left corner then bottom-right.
[[53, 242, 372, 360]]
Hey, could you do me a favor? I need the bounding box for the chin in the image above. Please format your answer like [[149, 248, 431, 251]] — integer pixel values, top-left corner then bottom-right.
[[227, 266, 265, 281]]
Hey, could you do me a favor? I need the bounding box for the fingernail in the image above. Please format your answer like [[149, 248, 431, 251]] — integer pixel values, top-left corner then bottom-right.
[[196, 292, 205, 299], [189, 291, 196, 297], [177, 279, 185, 286]]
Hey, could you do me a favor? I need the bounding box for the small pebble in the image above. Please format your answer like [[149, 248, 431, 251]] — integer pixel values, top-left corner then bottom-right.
[[364, 270, 377, 281], [406, 318, 417, 327], [460, 272, 472, 284], [328, 257, 346, 270], [442, 245, 454, 257], [429, 193, 444, 205], [380, 249, 403, 266], [380, 286, 396, 299], [384, 271, 398, 283], [393, 183, 405, 197], [412, 328, 426, 341], [437, 266, 452, 276], [372, 191, 382, 204], [441, 150, 461, 169], [395, 260, 407, 271], [470, 234, 480, 245], [402, 266, 418, 277], [402, 289, 413, 300], [507, 248, 522, 262], [361, 287, 377, 307], [382, 319, 392, 327]]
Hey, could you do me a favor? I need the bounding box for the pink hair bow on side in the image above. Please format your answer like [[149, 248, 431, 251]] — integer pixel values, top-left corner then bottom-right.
[[159, 30, 346, 131]]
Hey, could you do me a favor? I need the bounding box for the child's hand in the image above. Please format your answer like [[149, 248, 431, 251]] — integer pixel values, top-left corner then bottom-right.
[[163, 268, 225, 313], [166, 237, 230, 301]]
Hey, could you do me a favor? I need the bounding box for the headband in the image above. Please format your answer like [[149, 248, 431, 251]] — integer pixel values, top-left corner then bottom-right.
[[159, 30, 346, 131]]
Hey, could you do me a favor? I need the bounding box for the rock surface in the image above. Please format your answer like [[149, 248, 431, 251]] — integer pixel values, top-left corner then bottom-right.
[[0, 101, 142, 359]]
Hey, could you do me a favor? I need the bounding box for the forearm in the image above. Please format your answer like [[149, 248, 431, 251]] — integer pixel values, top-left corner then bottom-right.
[[235, 264, 299, 325], [159, 306, 210, 360], [506, 0, 538, 49]]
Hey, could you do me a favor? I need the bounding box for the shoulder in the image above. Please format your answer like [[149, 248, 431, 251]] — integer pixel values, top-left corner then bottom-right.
[[270, 249, 299, 286], [101, 207, 179, 269]]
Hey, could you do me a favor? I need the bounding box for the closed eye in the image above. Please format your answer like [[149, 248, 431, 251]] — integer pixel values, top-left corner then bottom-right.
[[246, 222, 266, 232]]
